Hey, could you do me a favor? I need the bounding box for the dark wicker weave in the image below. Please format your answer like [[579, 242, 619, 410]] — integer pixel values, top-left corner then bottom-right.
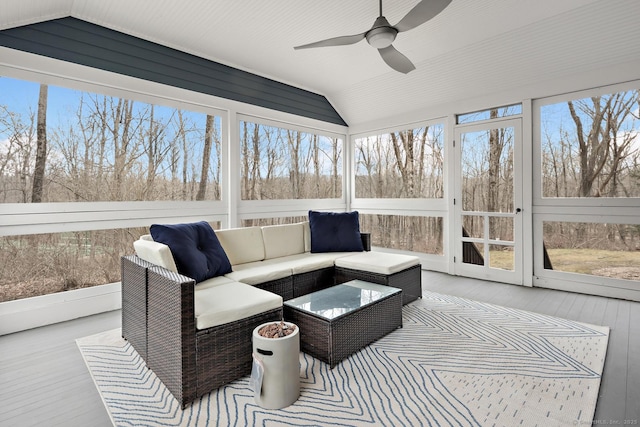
[[255, 276, 294, 300], [335, 263, 422, 305], [120, 231, 390, 405], [121, 255, 154, 360], [292, 267, 335, 297], [283, 285, 402, 368], [251, 232, 370, 300], [360, 233, 371, 251], [122, 255, 282, 408], [195, 308, 282, 396]]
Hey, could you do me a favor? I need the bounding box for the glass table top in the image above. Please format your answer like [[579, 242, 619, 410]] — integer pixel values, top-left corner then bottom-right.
[[284, 280, 401, 320]]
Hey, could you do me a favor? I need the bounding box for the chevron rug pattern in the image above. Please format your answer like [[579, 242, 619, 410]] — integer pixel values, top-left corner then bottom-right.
[[77, 291, 609, 427]]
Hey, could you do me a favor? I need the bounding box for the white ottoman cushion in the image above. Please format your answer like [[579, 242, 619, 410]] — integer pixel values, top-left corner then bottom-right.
[[195, 281, 282, 330], [335, 252, 420, 275]]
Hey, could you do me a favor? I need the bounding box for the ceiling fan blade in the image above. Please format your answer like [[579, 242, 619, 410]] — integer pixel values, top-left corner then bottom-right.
[[378, 45, 416, 74], [294, 32, 366, 50], [394, 0, 452, 33]]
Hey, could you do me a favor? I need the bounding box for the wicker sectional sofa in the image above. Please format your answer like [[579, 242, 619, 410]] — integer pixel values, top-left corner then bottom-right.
[[121, 219, 421, 408]]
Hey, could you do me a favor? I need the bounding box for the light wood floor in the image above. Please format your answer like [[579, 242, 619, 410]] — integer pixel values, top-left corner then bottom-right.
[[1, 271, 638, 426]]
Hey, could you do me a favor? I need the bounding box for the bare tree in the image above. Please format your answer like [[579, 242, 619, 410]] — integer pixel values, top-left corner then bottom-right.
[[0, 105, 35, 202], [31, 84, 48, 203], [567, 93, 636, 197], [331, 137, 341, 198], [487, 109, 501, 212], [182, 112, 189, 200], [196, 115, 214, 200], [287, 130, 301, 198], [252, 123, 262, 199]]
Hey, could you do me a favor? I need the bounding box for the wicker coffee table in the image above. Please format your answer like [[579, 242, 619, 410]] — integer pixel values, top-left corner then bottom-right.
[[283, 280, 402, 368]]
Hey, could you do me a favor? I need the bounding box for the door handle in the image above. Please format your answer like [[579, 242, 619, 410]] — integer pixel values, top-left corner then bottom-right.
[[515, 208, 522, 214]]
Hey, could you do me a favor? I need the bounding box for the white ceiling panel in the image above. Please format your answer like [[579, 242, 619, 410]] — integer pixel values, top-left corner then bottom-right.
[[0, 0, 72, 30], [1, 0, 638, 126]]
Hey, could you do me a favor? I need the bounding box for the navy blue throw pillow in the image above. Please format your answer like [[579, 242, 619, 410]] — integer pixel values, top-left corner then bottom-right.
[[309, 210, 364, 253], [150, 221, 232, 283]]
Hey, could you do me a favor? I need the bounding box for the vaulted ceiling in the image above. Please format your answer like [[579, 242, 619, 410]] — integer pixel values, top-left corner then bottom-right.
[[1, 0, 639, 127]]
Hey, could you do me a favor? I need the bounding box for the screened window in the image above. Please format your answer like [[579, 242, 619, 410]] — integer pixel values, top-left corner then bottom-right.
[[354, 124, 444, 198], [0, 227, 148, 302], [359, 214, 443, 255], [540, 90, 640, 198], [542, 221, 640, 281], [242, 216, 307, 227], [239, 119, 343, 200], [0, 222, 222, 302], [0, 77, 222, 203]]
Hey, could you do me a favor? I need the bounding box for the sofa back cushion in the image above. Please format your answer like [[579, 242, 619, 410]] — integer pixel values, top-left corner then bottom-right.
[[150, 221, 232, 283], [216, 226, 265, 265], [261, 222, 306, 260], [302, 221, 311, 252]]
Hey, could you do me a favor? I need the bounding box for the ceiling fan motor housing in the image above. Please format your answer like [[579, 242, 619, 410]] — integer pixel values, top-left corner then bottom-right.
[[366, 16, 397, 49]]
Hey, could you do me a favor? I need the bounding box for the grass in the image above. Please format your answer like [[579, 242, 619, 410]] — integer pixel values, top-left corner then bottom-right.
[[487, 248, 640, 278], [546, 248, 640, 275]]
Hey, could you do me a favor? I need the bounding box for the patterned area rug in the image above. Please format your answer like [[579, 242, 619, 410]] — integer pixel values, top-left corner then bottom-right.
[[77, 291, 609, 427]]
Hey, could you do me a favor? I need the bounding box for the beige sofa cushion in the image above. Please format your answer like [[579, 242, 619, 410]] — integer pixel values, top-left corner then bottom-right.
[[195, 275, 235, 291], [133, 238, 178, 273], [216, 226, 265, 265], [335, 252, 420, 275], [194, 281, 282, 330], [261, 222, 305, 260], [302, 221, 311, 252], [224, 261, 292, 285], [264, 252, 352, 274]]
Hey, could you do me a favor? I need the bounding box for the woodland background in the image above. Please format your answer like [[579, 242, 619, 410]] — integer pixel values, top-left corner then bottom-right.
[[1, 79, 639, 301]]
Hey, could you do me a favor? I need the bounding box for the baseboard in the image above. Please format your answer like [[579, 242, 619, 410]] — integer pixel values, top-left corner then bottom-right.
[[0, 283, 121, 335]]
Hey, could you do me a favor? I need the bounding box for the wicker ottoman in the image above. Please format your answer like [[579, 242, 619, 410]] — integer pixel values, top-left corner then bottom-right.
[[334, 252, 422, 305]]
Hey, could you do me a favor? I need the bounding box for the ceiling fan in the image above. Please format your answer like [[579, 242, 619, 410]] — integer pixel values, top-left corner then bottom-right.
[[294, 0, 452, 74]]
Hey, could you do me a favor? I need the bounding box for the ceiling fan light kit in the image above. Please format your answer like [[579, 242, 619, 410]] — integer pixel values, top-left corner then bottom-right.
[[366, 27, 398, 49], [294, 0, 452, 74]]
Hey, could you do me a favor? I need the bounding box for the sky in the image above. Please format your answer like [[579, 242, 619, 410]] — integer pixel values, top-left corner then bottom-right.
[[0, 74, 346, 182], [2, 74, 639, 176]]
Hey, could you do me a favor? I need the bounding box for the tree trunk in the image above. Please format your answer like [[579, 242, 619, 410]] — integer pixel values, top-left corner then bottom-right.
[[332, 138, 340, 197], [196, 115, 214, 200], [287, 130, 301, 198], [312, 134, 320, 196], [31, 84, 48, 203], [251, 124, 261, 199], [487, 109, 501, 212], [145, 105, 156, 195], [182, 118, 188, 200]]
